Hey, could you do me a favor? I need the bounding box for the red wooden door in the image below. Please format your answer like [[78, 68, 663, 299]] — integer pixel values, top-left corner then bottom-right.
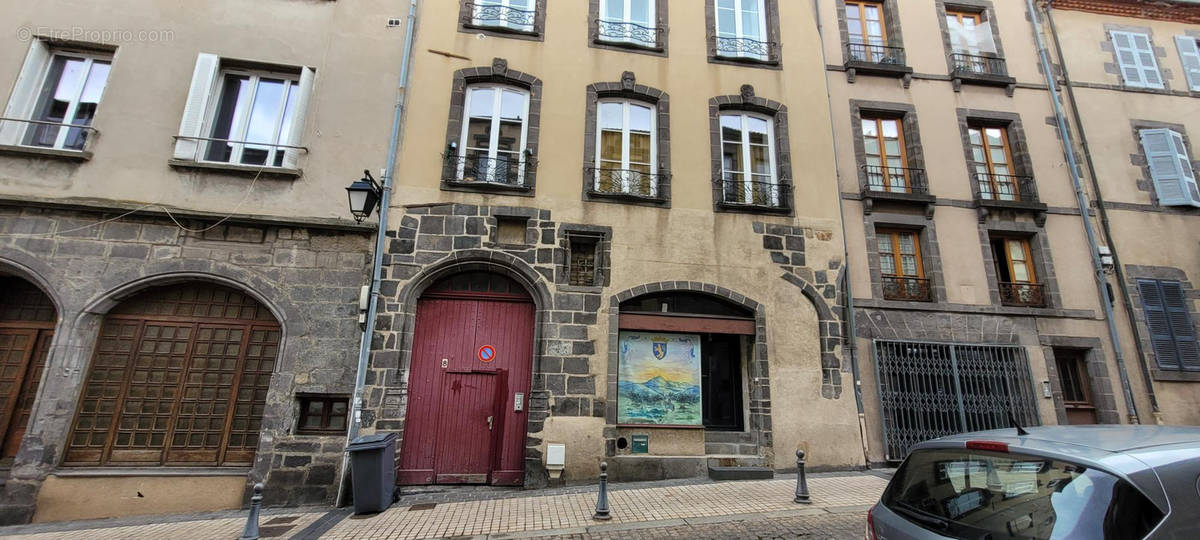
[[398, 276, 535, 486], [434, 371, 498, 484]]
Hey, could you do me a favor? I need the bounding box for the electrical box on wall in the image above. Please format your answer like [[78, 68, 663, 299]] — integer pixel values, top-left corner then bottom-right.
[[631, 434, 649, 454]]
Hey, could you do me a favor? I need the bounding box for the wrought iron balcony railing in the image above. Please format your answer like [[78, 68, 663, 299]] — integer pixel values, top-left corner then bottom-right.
[[975, 172, 1039, 204], [951, 53, 1009, 77], [846, 43, 907, 66], [882, 275, 933, 302], [999, 282, 1046, 308], [464, 2, 537, 32], [715, 176, 791, 210], [443, 154, 534, 188], [0, 117, 100, 153], [595, 20, 663, 49], [586, 166, 666, 199], [714, 36, 775, 61], [863, 165, 929, 195]]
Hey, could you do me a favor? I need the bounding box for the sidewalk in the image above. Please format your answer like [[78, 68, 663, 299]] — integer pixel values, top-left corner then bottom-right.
[[0, 471, 890, 539]]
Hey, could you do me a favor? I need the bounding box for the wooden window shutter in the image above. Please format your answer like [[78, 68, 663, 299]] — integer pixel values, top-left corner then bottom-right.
[[172, 53, 221, 160], [1161, 281, 1200, 371], [0, 39, 51, 145], [1138, 279, 1180, 370], [1139, 128, 1200, 207], [1176, 35, 1200, 92], [280, 66, 315, 170], [1111, 31, 1163, 89]]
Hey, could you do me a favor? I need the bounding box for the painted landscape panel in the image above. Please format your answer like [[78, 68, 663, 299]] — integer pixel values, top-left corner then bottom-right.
[[617, 332, 702, 426]]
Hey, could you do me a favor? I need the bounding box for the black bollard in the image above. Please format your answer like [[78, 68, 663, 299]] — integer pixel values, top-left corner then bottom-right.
[[239, 482, 264, 540], [593, 461, 612, 520], [794, 449, 811, 504]]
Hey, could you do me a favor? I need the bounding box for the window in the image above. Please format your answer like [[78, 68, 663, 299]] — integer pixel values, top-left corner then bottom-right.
[[968, 124, 1018, 201], [714, 0, 769, 61], [173, 54, 314, 170], [297, 396, 349, 435], [991, 236, 1045, 307], [720, 112, 778, 206], [1138, 128, 1200, 207], [862, 116, 909, 193], [568, 235, 601, 286], [1111, 31, 1163, 89], [1176, 35, 1200, 92], [472, 0, 536, 33], [877, 229, 930, 302], [594, 100, 656, 197], [945, 9, 1001, 75], [1137, 279, 1199, 371], [455, 85, 530, 186], [0, 41, 110, 151], [598, 0, 656, 47], [846, 1, 888, 63]]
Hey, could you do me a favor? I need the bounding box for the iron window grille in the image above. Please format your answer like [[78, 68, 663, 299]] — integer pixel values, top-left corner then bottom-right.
[[999, 282, 1046, 308], [586, 166, 667, 200], [882, 275, 932, 302], [715, 176, 791, 211], [567, 234, 602, 287], [595, 21, 663, 49], [444, 152, 534, 188], [464, 1, 538, 33], [951, 53, 1008, 77], [846, 43, 907, 65], [863, 165, 929, 195], [976, 172, 1039, 203]]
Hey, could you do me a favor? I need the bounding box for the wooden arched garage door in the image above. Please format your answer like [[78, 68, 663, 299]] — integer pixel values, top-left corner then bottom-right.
[[0, 276, 57, 459], [64, 283, 281, 467]]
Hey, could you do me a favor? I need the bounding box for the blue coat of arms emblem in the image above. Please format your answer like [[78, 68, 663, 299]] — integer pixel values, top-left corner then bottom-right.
[[652, 340, 667, 360]]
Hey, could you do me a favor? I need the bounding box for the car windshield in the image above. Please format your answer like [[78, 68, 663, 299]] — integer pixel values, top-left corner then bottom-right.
[[882, 448, 1163, 539]]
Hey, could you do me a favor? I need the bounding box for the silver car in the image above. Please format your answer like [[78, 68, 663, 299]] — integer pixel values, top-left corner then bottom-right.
[[867, 425, 1200, 539]]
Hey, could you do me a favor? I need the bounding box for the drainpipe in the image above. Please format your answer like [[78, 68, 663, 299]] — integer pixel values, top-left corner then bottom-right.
[[1025, 0, 1140, 424], [1042, 1, 1159, 419], [337, 0, 419, 506], [812, 0, 870, 466]]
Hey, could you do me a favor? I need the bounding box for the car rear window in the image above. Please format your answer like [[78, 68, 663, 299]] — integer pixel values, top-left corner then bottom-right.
[[883, 448, 1164, 539]]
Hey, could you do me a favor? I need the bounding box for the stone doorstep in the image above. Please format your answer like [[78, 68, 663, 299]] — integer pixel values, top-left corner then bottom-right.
[[707, 465, 775, 481]]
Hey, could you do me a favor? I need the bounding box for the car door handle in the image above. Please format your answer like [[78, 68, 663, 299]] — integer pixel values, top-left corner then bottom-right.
[[487, 415, 494, 430]]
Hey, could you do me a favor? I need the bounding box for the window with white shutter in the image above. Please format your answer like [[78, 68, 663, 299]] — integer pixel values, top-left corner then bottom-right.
[[1139, 128, 1200, 207], [1, 40, 111, 152], [1176, 35, 1200, 92], [1111, 31, 1163, 89], [1138, 279, 1200, 371]]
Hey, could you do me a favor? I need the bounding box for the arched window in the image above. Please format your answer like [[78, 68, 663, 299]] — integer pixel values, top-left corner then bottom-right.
[[456, 85, 531, 186]]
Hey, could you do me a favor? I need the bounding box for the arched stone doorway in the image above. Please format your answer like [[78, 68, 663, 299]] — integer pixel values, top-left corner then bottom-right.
[[0, 276, 57, 460], [63, 282, 281, 467], [397, 271, 536, 486]]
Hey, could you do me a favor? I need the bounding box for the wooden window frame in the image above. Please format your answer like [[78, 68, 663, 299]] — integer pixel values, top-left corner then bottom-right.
[[1054, 354, 1094, 407], [968, 123, 1018, 199], [862, 115, 909, 192], [456, 84, 532, 186], [296, 395, 349, 436], [945, 8, 984, 55], [845, 0, 889, 46], [876, 228, 924, 278], [995, 236, 1036, 284]]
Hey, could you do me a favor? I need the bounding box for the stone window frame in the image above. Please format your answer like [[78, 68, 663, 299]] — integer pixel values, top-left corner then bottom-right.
[[849, 100, 927, 193], [703, 0, 784, 70], [1101, 23, 1173, 92], [1039, 336, 1122, 425], [708, 86, 794, 216], [954, 109, 1038, 204], [581, 72, 671, 208], [1123, 265, 1200, 382], [834, 0, 906, 63], [862, 213, 947, 305], [557, 224, 613, 291], [933, 0, 1011, 73], [457, 0, 547, 42], [441, 59, 543, 197], [977, 221, 1062, 311], [586, 0, 670, 57], [1128, 119, 1200, 209]]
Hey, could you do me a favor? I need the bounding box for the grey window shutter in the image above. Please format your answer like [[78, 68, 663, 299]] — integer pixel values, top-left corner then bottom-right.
[[1112, 31, 1163, 89], [1176, 35, 1200, 92], [0, 39, 51, 145], [1138, 279, 1180, 370], [1139, 128, 1196, 206], [173, 53, 221, 161], [1161, 281, 1199, 371]]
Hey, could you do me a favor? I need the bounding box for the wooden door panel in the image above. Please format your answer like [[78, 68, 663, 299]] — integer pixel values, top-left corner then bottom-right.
[[0, 329, 36, 455], [3, 330, 52, 457], [433, 372, 497, 483], [471, 300, 535, 485]]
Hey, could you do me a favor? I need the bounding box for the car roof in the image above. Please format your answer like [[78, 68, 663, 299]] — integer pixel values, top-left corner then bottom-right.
[[923, 425, 1200, 454]]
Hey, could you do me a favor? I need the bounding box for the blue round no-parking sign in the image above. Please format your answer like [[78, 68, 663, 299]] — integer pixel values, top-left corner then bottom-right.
[[478, 345, 496, 363]]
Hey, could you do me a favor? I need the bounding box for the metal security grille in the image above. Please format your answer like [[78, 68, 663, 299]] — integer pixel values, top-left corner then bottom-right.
[[874, 340, 1040, 461]]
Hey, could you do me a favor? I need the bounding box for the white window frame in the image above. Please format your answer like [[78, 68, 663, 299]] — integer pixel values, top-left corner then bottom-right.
[[1139, 128, 1200, 207], [714, 0, 769, 61], [720, 111, 778, 206], [457, 84, 530, 185], [0, 40, 111, 151], [201, 68, 299, 168], [473, 0, 536, 33], [1175, 35, 1200, 92], [598, 0, 657, 46], [593, 99, 657, 196], [1111, 31, 1164, 89]]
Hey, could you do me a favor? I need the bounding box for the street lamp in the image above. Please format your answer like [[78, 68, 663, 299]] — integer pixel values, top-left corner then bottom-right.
[[346, 169, 383, 223]]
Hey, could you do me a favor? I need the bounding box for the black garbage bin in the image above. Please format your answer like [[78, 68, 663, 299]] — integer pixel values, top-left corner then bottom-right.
[[346, 432, 397, 514]]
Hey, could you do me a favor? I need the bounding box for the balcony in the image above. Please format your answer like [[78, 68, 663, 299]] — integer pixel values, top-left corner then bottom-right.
[[593, 20, 665, 51], [882, 275, 933, 302], [442, 154, 535, 193], [861, 165, 935, 216], [714, 177, 791, 213], [999, 282, 1046, 308], [712, 36, 777, 65], [585, 166, 668, 203], [463, 2, 538, 34], [844, 43, 912, 80], [950, 53, 1016, 92], [974, 172, 1047, 223]]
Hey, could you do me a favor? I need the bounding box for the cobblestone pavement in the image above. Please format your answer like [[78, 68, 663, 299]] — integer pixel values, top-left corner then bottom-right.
[[0, 471, 889, 539]]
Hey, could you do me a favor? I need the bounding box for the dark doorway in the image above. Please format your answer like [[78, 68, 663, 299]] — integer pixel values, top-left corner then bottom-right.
[[1054, 349, 1098, 425], [701, 334, 744, 431]]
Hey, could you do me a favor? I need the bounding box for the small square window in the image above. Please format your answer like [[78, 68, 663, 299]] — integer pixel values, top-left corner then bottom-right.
[[297, 395, 349, 435], [495, 216, 528, 245], [568, 235, 601, 286]]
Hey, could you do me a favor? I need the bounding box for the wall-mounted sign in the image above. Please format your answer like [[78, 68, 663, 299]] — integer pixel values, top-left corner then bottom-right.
[[617, 332, 701, 426], [631, 434, 649, 454], [478, 345, 496, 363]]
